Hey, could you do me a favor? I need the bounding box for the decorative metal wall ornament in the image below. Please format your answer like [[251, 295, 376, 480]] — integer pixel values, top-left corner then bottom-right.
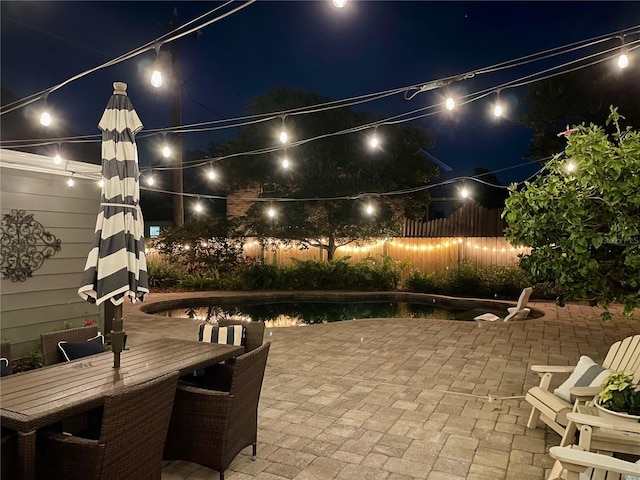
[[1, 209, 62, 282]]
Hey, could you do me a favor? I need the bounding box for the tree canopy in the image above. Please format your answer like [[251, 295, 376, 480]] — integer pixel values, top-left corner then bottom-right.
[[522, 60, 640, 160], [504, 108, 640, 319], [215, 86, 437, 259]]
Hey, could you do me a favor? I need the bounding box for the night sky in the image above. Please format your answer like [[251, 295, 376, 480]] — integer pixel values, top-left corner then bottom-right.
[[2, 1, 639, 185]]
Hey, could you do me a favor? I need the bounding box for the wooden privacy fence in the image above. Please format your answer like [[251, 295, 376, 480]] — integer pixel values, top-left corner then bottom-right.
[[242, 237, 530, 274]]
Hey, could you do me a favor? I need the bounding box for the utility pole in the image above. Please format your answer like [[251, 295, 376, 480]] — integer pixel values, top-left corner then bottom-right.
[[171, 7, 184, 227]]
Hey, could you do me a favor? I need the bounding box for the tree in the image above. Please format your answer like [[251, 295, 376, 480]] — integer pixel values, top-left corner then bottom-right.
[[469, 168, 509, 210], [522, 60, 640, 160], [503, 108, 640, 319], [216, 86, 437, 259]]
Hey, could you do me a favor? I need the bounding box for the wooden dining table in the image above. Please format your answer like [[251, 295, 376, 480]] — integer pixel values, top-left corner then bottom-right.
[[0, 338, 244, 480]]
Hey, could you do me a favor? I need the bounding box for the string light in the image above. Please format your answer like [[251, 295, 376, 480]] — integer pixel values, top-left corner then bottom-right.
[[445, 96, 456, 111], [5, 29, 639, 155], [493, 91, 503, 118], [267, 206, 276, 218], [53, 153, 63, 165], [460, 187, 470, 199], [146, 171, 155, 186], [207, 162, 216, 180], [617, 48, 629, 69], [66, 174, 75, 187], [365, 203, 375, 215], [332, 0, 347, 7], [566, 161, 576, 173], [282, 157, 290, 169], [40, 94, 52, 127], [369, 127, 380, 149], [161, 133, 171, 158], [98, 179, 104, 188], [279, 117, 288, 144], [150, 44, 163, 88], [194, 198, 203, 213]]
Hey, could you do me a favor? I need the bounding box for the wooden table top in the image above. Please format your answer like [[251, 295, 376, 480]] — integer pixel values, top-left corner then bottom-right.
[[0, 338, 243, 432]]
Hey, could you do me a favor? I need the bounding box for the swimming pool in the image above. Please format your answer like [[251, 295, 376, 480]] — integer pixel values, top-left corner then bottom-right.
[[142, 291, 540, 327]]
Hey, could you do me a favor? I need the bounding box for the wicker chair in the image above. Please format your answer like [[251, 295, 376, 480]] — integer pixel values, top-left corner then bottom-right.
[[164, 343, 271, 480], [218, 318, 265, 353], [1, 431, 17, 480], [41, 325, 100, 366], [1, 342, 16, 479], [1, 341, 12, 375], [194, 319, 266, 391], [36, 371, 179, 480]]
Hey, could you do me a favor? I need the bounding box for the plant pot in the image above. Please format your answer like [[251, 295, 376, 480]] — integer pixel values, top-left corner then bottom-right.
[[594, 400, 640, 425]]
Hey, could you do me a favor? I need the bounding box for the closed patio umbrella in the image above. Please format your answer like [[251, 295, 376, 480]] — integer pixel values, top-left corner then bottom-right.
[[78, 81, 148, 368]]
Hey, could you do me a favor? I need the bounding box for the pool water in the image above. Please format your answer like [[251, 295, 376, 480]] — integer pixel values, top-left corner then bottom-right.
[[157, 301, 502, 327]]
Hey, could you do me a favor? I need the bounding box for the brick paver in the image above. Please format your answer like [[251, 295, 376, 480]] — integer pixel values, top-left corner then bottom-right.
[[122, 292, 639, 480]]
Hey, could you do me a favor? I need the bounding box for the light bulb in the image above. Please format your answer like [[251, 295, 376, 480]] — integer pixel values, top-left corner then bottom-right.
[[208, 169, 216, 180], [282, 157, 289, 169], [445, 97, 455, 111], [53, 154, 62, 165], [98, 179, 104, 188], [151, 69, 163, 88], [146, 176, 155, 186], [267, 208, 276, 218], [279, 130, 288, 144], [195, 202, 203, 213], [618, 53, 629, 69], [493, 104, 503, 117], [40, 111, 52, 127], [369, 136, 379, 149], [566, 162, 576, 173], [67, 177, 74, 187], [460, 188, 469, 198], [366, 204, 374, 215], [333, 0, 347, 7], [162, 144, 171, 158]]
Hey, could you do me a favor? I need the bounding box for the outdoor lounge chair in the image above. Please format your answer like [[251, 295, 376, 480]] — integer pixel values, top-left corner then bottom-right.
[[474, 286, 533, 322], [40, 325, 100, 366], [525, 334, 640, 444], [36, 371, 179, 480], [164, 343, 271, 480], [549, 446, 640, 480]]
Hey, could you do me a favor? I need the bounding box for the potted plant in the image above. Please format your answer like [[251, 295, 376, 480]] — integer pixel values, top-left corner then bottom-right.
[[594, 372, 640, 424]]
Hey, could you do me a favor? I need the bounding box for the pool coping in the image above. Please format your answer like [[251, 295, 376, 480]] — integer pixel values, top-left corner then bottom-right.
[[136, 290, 546, 321]]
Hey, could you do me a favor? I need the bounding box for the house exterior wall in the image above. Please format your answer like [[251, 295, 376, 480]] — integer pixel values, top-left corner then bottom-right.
[[0, 149, 102, 358]]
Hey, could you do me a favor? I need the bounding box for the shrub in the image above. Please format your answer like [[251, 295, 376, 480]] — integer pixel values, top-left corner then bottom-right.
[[402, 269, 445, 293], [146, 256, 183, 288], [401, 262, 530, 299]]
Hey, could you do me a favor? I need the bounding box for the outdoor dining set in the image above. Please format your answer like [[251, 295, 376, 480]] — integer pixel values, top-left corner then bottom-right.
[[0, 319, 269, 480]]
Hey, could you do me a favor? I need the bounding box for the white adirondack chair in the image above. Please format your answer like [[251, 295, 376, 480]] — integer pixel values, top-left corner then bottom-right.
[[526, 335, 640, 443], [549, 446, 640, 480], [474, 286, 533, 322]]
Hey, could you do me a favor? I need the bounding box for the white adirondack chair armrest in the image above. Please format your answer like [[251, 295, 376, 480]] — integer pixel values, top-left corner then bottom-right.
[[550, 446, 640, 476], [568, 386, 600, 400], [530, 365, 575, 374], [566, 412, 640, 434]]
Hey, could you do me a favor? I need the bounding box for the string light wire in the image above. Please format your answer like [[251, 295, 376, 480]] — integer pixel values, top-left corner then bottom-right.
[[2, 31, 638, 149], [0, 0, 254, 115]]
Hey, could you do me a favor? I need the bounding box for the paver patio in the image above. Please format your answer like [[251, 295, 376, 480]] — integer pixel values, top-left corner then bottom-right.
[[123, 292, 640, 480]]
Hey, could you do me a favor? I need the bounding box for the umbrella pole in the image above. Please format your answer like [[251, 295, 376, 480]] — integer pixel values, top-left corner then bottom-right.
[[108, 304, 126, 369]]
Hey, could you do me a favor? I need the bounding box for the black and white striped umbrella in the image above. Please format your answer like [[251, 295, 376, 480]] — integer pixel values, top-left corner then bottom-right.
[[78, 82, 148, 308]]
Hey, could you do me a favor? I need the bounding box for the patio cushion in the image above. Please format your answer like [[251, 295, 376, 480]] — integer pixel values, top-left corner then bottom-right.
[[198, 324, 245, 346], [0, 358, 9, 377], [553, 356, 611, 403], [58, 334, 105, 362]]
